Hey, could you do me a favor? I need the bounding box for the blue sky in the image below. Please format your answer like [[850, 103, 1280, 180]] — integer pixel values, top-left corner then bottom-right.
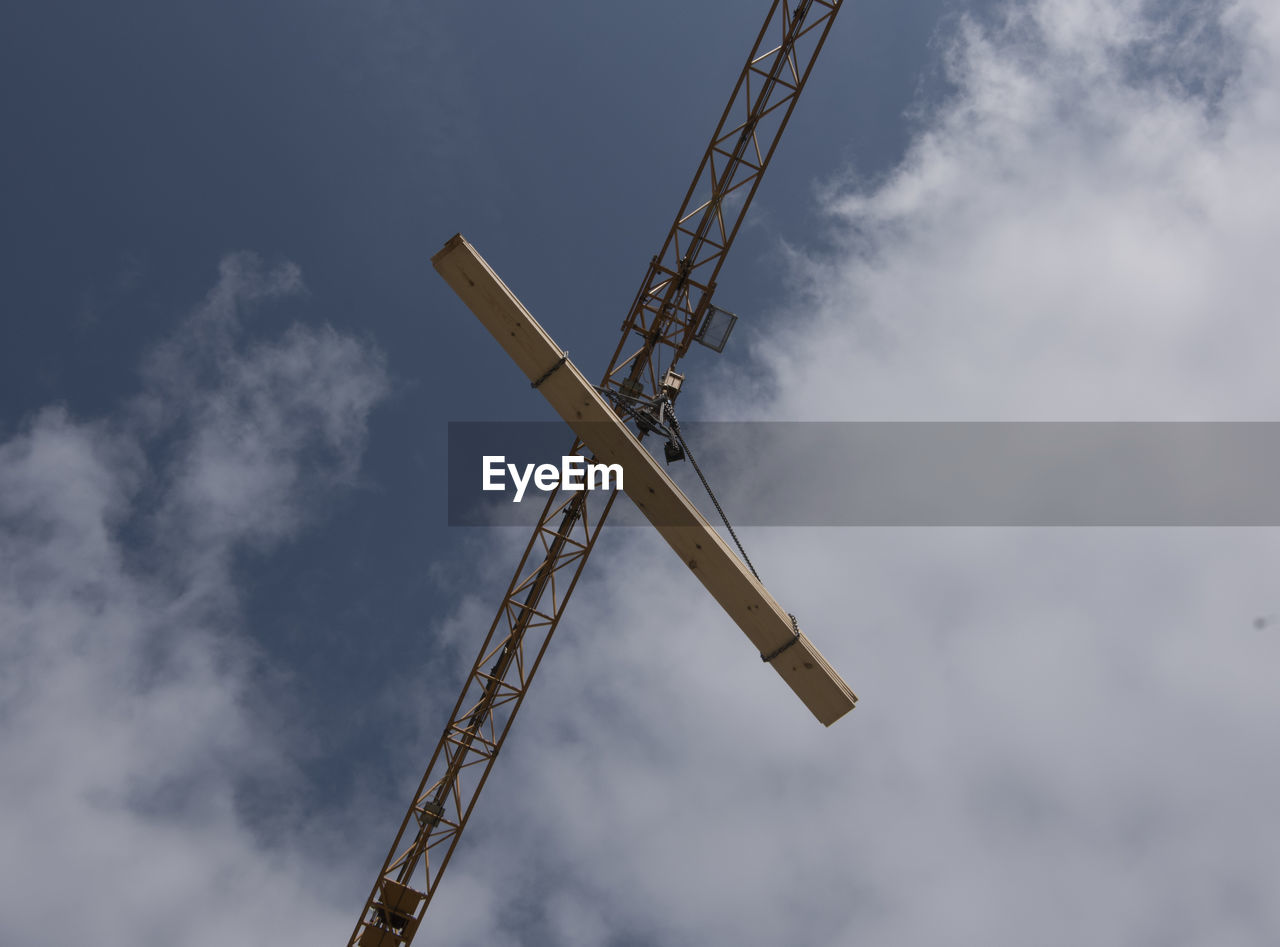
[[4, 1, 1280, 944], [1, 0, 944, 784]]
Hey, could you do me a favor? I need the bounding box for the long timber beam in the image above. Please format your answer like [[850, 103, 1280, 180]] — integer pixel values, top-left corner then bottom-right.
[[433, 233, 856, 726]]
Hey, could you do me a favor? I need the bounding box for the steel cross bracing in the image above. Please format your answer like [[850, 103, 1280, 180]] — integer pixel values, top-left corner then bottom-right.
[[603, 0, 843, 399], [349, 2, 843, 944]]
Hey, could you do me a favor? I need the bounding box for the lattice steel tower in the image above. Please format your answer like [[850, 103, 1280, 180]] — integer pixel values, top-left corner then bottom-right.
[[350, 3, 850, 943]]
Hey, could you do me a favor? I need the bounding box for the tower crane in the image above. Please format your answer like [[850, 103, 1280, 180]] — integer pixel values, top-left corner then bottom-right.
[[350, 3, 850, 943]]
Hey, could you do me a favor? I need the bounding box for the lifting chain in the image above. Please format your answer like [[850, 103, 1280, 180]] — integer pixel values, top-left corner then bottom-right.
[[662, 399, 801, 661]]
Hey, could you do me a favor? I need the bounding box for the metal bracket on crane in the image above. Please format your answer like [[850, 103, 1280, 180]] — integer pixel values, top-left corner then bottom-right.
[[694, 304, 738, 353], [597, 369, 687, 462]]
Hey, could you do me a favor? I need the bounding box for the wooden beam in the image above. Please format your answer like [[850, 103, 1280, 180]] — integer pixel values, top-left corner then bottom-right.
[[432, 234, 855, 726]]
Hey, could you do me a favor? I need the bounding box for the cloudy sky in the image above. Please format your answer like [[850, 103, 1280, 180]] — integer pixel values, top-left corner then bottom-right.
[[3, 0, 1279, 944]]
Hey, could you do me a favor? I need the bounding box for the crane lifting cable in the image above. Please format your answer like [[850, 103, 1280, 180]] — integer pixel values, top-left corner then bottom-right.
[[663, 399, 758, 581], [663, 399, 804, 660]]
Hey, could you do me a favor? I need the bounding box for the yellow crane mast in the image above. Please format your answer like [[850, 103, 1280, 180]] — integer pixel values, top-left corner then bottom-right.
[[350, 3, 849, 944]]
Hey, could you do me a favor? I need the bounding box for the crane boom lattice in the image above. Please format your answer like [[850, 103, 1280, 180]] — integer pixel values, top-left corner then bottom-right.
[[605, 0, 843, 397], [349, 2, 845, 944]]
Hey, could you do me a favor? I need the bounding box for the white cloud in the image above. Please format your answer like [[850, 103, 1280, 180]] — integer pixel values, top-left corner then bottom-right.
[[0, 255, 388, 945], [415, 1, 1280, 944], [705, 0, 1280, 422]]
